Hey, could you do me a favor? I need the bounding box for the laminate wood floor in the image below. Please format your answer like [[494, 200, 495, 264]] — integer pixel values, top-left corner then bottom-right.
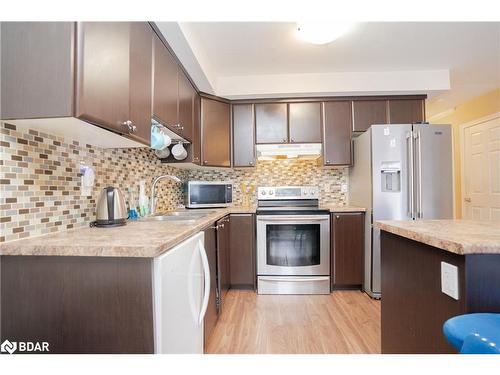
[[205, 290, 381, 354]]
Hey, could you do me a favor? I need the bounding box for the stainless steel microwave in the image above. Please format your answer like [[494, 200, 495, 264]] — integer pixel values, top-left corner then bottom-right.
[[185, 181, 233, 208]]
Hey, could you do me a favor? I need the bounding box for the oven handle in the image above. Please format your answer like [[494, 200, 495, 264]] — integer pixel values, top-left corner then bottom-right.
[[257, 215, 330, 222], [258, 276, 330, 282]]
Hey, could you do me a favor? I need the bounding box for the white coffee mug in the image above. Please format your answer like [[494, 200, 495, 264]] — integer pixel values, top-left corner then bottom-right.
[[171, 143, 187, 160], [162, 133, 172, 148], [154, 147, 170, 159]]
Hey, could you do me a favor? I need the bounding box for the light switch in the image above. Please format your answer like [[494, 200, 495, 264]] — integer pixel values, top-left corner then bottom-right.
[[441, 262, 459, 300]]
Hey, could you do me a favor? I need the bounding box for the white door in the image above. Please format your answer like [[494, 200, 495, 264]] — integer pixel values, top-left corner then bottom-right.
[[462, 114, 500, 220], [153, 232, 210, 354]]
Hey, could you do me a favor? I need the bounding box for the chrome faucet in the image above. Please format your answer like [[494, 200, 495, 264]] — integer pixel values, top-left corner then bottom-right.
[[150, 175, 182, 215]]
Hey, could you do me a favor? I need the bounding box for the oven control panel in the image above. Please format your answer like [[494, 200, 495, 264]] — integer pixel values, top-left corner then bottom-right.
[[258, 186, 319, 200]]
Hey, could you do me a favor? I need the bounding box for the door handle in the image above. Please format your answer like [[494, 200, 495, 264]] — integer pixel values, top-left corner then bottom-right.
[[415, 131, 423, 218], [198, 240, 210, 325], [464, 197, 471, 203], [406, 131, 414, 218], [257, 215, 329, 222]]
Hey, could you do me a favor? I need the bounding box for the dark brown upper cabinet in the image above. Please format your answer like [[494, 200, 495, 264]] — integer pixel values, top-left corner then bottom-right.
[[331, 212, 364, 289], [129, 22, 154, 144], [76, 22, 130, 135], [389, 99, 425, 124], [323, 101, 352, 166], [191, 94, 202, 165], [288, 102, 322, 143], [352, 100, 388, 132], [255, 103, 288, 144], [232, 104, 256, 167], [77, 22, 153, 145], [201, 97, 231, 167], [1, 22, 154, 146], [177, 67, 196, 141], [153, 33, 179, 130]]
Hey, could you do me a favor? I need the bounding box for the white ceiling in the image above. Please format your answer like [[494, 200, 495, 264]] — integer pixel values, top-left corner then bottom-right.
[[157, 22, 500, 118]]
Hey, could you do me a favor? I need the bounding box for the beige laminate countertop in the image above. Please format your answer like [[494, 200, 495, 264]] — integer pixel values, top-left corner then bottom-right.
[[375, 219, 500, 255], [0, 204, 366, 258]]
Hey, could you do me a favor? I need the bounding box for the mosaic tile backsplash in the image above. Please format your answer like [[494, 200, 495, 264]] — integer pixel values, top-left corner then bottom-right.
[[186, 161, 348, 206], [0, 122, 187, 242], [1, 122, 348, 242]]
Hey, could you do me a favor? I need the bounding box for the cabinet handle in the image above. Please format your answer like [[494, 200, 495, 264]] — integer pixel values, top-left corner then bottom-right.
[[121, 120, 134, 133], [220, 223, 225, 228], [326, 160, 331, 164], [249, 161, 254, 166], [203, 160, 208, 165], [209, 225, 219, 230], [282, 139, 287, 143], [290, 138, 295, 143], [193, 157, 199, 162], [335, 215, 340, 219]]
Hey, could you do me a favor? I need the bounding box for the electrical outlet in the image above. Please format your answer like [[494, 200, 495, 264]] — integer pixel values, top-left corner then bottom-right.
[[441, 262, 459, 300], [341, 184, 348, 193]]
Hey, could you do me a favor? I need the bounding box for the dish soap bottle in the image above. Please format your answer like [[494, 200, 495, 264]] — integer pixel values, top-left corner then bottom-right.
[[138, 180, 149, 217]]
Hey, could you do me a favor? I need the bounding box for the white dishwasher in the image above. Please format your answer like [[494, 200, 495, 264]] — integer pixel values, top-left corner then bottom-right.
[[153, 232, 210, 354]]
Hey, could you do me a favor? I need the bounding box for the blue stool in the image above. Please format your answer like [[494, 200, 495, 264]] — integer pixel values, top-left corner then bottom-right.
[[443, 313, 500, 354]]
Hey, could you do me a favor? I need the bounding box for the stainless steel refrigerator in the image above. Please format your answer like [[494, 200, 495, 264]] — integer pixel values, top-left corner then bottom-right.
[[349, 124, 454, 299]]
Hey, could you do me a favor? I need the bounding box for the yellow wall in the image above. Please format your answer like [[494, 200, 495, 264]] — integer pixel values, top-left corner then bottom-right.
[[428, 88, 500, 218]]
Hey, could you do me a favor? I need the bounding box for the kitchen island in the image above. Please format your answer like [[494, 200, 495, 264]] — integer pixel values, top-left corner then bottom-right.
[[376, 220, 500, 354]]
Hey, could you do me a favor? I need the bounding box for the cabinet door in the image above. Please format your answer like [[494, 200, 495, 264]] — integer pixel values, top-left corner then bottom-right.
[[289, 102, 322, 143], [229, 214, 255, 289], [129, 22, 153, 145], [178, 68, 195, 141], [201, 98, 231, 167], [323, 101, 352, 166], [153, 33, 178, 127], [389, 99, 425, 124], [352, 100, 388, 132], [255, 103, 288, 144], [191, 94, 201, 165], [203, 225, 218, 350], [216, 216, 231, 310], [331, 213, 364, 288], [232, 104, 256, 167], [75, 22, 131, 133]]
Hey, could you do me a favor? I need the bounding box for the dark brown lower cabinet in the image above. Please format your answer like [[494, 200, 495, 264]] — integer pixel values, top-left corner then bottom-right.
[[229, 214, 256, 289], [203, 225, 218, 350], [381, 231, 500, 354], [1, 256, 154, 353], [331, 212, 364, 289], [216, 216, 231, 310]]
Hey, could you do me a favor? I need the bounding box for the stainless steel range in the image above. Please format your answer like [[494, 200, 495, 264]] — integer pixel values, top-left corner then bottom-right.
[[256, 186, 330, 295]]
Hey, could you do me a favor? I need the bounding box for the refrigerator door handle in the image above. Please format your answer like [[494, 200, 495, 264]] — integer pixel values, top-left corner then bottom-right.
[[406, 131, 414, 218], [415, 131, 423, 218], [198, 240, 210, 326]]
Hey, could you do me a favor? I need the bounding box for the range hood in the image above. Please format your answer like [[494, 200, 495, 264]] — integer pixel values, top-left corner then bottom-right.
[[256, 143, 322, 160]]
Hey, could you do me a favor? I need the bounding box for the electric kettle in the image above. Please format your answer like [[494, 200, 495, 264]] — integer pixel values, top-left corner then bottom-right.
[[94, 186, 128, 227]]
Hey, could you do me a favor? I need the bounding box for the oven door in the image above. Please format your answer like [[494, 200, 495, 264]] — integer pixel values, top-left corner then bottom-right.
[[257, 214, 330, 276]]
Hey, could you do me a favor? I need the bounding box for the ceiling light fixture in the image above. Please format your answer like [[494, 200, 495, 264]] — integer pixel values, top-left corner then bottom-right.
[[296, 22, 354, 45]]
